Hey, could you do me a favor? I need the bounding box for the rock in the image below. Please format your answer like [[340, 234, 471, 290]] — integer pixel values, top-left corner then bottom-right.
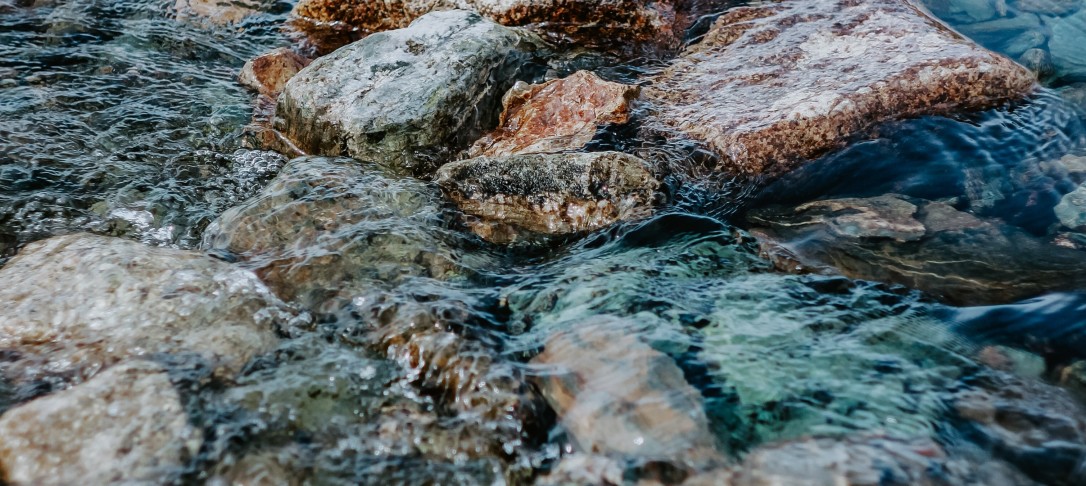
[[435, 152, 658, 243], [468, 71, 639, 158], [0, 361, 201, 485], [1048, 9, 1086, 80], [1058, 360, 1086, 397], [1019, 47, 1054, 78], [954, 13, 1042, 41], [173, 0, 269, 25], [1055, 184, 1086, 229], [0, 233, 288, 380], [646, 0, 1035, 178], [530, 317, 721, 471], [748, 194, 1086, 305], [208, 450, 300, 486], [536, 454, 624, 486], [924, 0, 1002, 23], [238, 48, 310, 98], [275, 10, 536, 175], [289, 0, 686, 56], [203, 157, 469, 311], [1015, 0, 1081, 16], [1001, 30, 1047, 57]]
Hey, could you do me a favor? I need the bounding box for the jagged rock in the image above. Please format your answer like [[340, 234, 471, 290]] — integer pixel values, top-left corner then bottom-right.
[[436, 151, 658, 243], [274, 10, 536, 175], [748, 194, 1086, 305], [0, 233, 288, 380], [289, 0, 690, 56], [530, 318, 721, 471], [239, 48, 310, 98], [646, 0, 1035, 177], [203, 157, 470, 311], [0, 361, 201, 485], [468, 70, 639, 157]]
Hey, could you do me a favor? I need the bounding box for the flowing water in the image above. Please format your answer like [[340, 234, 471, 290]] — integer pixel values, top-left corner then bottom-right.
[[4, 0, 1086, 484]]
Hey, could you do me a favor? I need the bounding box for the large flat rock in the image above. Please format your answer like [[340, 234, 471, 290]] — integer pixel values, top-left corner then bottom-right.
[[646, 0, 1036, 178]]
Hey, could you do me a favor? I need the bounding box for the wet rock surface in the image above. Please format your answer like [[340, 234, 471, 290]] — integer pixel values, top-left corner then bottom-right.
[[238, 48, 310, 98], [0, 233, 288, 380], [749, 194, 1086, 305], [468, 70, 640, 158], [436, 151, 658, 243], [275, 10, 536, 175], [173, 0, 272, 25], [0, 361, 200, 485], [646, 0, 1036, 178]]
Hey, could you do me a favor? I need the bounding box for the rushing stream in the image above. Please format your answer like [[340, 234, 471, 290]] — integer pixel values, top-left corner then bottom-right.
[[4, 0, 1086, 484]]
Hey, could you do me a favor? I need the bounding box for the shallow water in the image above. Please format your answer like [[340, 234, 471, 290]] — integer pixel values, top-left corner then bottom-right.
[[4, 0, 1086, 484]]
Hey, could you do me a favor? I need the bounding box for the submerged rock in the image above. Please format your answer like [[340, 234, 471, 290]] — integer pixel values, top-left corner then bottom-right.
[[1056, 183, 1086, 230], [173, 0, 270, 25], [1047, 9, 1086, 81], [289, 0, 686, 56], [436, 151, 658, 243], [646, 0, 1035, 178], [749, 194, 1086, 305], [468, 70, 640, 158], [275, 10, 536, 175], [203, 156, 470, 311], [0, 361, 200, 485], [0, 233, 288, 380], [530, 318, 721, 472], [238, 48, 310, 98]]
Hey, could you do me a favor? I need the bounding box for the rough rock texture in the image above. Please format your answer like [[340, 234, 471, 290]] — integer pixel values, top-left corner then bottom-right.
[[203, 157, 471, 312], [0, 233, 287, 380], [275, 10, 535, 175], [435, 152, 658, 243], [748, 194, 1086, 305], [239, 48, 311, 98], [468, 70, 640, 158], [646, 0, 1036, 177], [289, 0, 687, 56], [0, 361, 201, 485], [530, 318, 721, 471]]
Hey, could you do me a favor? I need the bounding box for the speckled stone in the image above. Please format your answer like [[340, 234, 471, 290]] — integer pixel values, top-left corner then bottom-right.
[[646, 0, 1036, 178], [238, 48, 310, 98]]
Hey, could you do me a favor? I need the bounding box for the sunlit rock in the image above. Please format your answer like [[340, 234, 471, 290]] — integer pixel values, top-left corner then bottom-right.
[[0, 361, 200, 485], [275, 10, 536, 175], [289, 0, 688, 56], [646, 0, 1035, 178], [749, 194, 1086, 305], [0, 233, 288, 380], [530, 318, 722, 472], [203, 157, 473, 311], [436, 152, 659, 243], [468, 70, 640, 158], [239, 48, 310, 98]]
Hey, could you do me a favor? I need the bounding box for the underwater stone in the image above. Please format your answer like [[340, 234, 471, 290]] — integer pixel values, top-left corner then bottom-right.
[[238, 48, 310, 98], [0, 233, 287, 380], [436, 151, 658, 243], [174, 0, 270, 24], [0, 361, 200, 485], [646, 0, 1036, 178], [1056, 184, 1086, 230], [1016, 0, 1081, 16], [468, 70, 640, 158], [275, 10, 535, 175], [1048, 9, 1086, 80]]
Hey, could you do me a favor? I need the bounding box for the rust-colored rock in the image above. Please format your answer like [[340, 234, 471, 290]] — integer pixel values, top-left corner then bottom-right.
[[646, 0, 1036, 178], [289, 0, 683, 56], [468, 71, 640, 158], [239, 48, 310, 98]]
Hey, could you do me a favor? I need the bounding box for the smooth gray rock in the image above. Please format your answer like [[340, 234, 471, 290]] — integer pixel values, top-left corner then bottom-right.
[[0, 233, 289, 380], [1048, 9, 1086, 80], [1019, 47, 1055, 77], [1015, 0, 1082, 16], [0, 361, 201, 485], [275, 10, 537, 175]]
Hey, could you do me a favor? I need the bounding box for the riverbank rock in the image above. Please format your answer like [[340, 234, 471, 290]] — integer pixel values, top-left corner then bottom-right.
[[203, 157, 470, 312], [239, 48, 310, 98], [0, 361, 200, 485], [530, 318, 721, 472], [289, 0, 686, 56], [0, 233, 287, 380], [275, 10, 536, 176], [468, 71, 640, 158], [748, 194, 1086, 305], [646, 0, 1035, 178], [436, 152, 658, 243]]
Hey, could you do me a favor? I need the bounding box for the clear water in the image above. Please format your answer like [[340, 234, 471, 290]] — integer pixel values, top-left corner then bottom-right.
[[3, 0, 1086, 484]]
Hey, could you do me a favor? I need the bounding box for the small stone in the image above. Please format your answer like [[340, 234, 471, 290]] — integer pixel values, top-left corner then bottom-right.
[[1055, 184, 1086, 230], [0, 361, 201, 485], [468, 71, 640, 158], [436, 152, 659, 243], [646, 0, 1036, 177], [238, 48, 310, 98], [1018, 47, 1054, 78]]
